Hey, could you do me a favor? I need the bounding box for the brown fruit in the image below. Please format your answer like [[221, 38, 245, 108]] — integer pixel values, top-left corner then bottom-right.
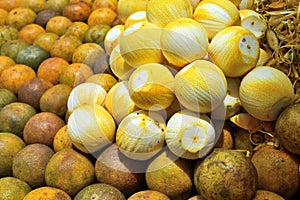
[[53, 125, 73, 152], [45, 148, 95, 197], [18, 77, 53, 110], [0, 132, 26, 177], [46, 16, 72, 36], [251, 145, 300, 199], [33, 9, 61, 28], [128, 190, 171, 200], [5, 7, 36, 30], [214, 122, 234, 149], [0, 177, 32, 200], [63, 1, 92, 22], [252, 190, 285, 200], [23, 186, 71, 200], [95, 144, 146, 197], [187, 195, 206, 200], [194, 149, 258, 200], [23, 111, 65, 147], [18, 24, 46, 44], [234, 127, 255, 154], [39, 84, 72, 117], [12, 143, 55, 188], [145, 149, 194, 200]]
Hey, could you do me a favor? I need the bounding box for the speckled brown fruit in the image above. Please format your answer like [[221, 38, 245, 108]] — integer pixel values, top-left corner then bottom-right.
[[63, 1, 92, 22], [53, 125, 72, 152], [33, 9, 61, 28], [252, 190, 285, 200], [23, 186, 71, 200], [23, 112, 65, 148], [12, 143, 54, 188]]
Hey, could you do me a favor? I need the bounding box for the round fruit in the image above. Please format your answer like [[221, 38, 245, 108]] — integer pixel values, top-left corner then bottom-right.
[[18, 77, 53, 110], [0, 0, 22, 12], [5, 7, 36, 30], [37, 57, 69, 85], [63, 1, 92, 22], [87, 7, 117, 26], [0, 40, 29, 62], [23, 111, 65, 147], [128, 190, 171, 200], [194, 149, 258, 200], [92, 0, 118, 11], [74, 183, 126, 200], [145, 149, 194, 200], [0, 102, 36, 137], [39, 83, 72, 117], [275, 103, 300, 155], [0, 88, 17, 110], [234, 128, 255, 154], [63, 21, 89, 41], [33, 9, 61, 28], [21, 0, 47, 13], [53, 125, 72, 152], [86, 73, 117, 92], [45, 0, 69, 13], [0, 8, 8, 25], [16, 45, 50, 71], [0, 55, 16, 75], [251, 145, 300, 199], [23, 186, 71, 200], [46, 16, 72, 36], [33, 32, 59, 52], [84, 24, 111, 44], [95, 144, 146, 197], [18, 24, 46, 44], [0, 64, 36, 94], [59, 63, 94, 87], [50, 35, 82, 62], [0, 177, 31, 200], [0, 25, 19, 47], [12, 143, 55, 188], [45, 148, 95, 197], [0, 132, 26, 177], [252, 190, 285, 200]]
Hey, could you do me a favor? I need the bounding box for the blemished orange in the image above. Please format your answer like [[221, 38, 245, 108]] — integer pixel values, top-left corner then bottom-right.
[[0, 0, 21, 11], [0, 8, 8, 25], [33, 32, 59, 52], [0, 56, 16, 76], [5, 7, 36, 30], [23, 186, 71, 200], [37, 57, 69, 85], [87, 7, 118, 26], [18, 24, 46, 44], [46, 16, 72, 36]]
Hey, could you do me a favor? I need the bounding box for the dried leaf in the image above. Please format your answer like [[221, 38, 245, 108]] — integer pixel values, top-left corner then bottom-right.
[[229, 113, 261, 132]]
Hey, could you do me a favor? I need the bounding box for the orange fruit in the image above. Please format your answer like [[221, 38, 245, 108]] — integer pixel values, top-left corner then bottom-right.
[[0, 177, 32, 200], [0, 8, 8, 25], [128, 190, 171, 200], [0, 64, 36, 94], [86, 73, 118, 92], [59, 63, 94, 87], [63, 1, 92, 22], [23, 111, 66, 147], [70, 0, 93, 7], [33, 32, 59, 52], [33, 9, 61, 28], [5, 7, 36, 30], [37, 57, 69, 85], [21, 0, 47, 13], [39, 84, 72, 117], [50, 35, 82, 62], [0, 0, 22, 12], [23, 186, 71, 200], [46, 16, 73, 36], [0, 39, 30, 62], [18, 24, 46, 45], [45, 0, 70, 13], [0, 25, 19, 46], [92, 0, 118, 11], [0, 55, 16, 76], [53, 125, 73, 152], [63, 21, 89, 41], [87, 7, 118, 26]]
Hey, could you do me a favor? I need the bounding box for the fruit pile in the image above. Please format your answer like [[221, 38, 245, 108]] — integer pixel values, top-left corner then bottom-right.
[[0, 0, 299, 199]]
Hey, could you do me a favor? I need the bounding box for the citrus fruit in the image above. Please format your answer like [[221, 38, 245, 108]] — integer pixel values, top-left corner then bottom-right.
[[63, 1, 92, 22], [252, 190, 285, 200], [12, 143, 55, 188], [0, 177, 31, 200], [0, 88, 17, 110], [45, 0, 69, 13], [45, 148, 95, 197], [95, 144, 146, 197], [39, 83, 72, 117], [33, 32, 59, 52], [33, 9, 61, 28], [59, 63, 94, 87], [18, 24, 46, 45], [0, 64, 36, 94], [194, 149, 258, 200], [50, 35, 82, 62], [0, 102, 36, 137], [0, 40, 29, 62], [86, 73, 117, 92], [63, 21, 89, 41], [20, 0, 47, 13], [87, 7, 118, 26], [84, 24, 111, 44], [74, 183, 126, 200], [251, 145, 300, 199], [23, 186, 71, 200], [45, 16, 73, 36], [92, 0, 118, 11], [18, 77, 53, 110], [0, 25, 19, 47], [0, 55, 15, 75], [23, 111, 66, 147], [275, 103, 300, 155], [37, 57, 69, 85], [128, 190, 171, 200], [0, 132, 26, 177], [5, 7, 36, 30], [16, 45, 50, 71], [145, 149, 194, 200], [0, 0, 22, 11], [0, 8, 8, 25], [53, 125, 72, 152]]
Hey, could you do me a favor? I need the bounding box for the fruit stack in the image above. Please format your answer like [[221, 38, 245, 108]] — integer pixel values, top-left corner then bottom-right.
[[0, 0, 299, 199]]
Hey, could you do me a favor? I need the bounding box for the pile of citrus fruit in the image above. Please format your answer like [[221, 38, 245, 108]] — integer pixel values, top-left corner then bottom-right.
[[0, 0, 299, 199]]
